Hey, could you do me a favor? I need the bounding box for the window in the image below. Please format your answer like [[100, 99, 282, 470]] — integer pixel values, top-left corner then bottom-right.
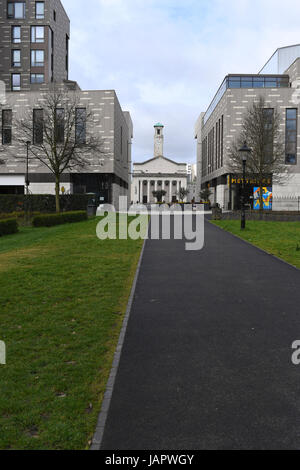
[[263, 108, 274, 163], [33, 109, 43, 144], [11, 73, 20, 91], [75, 108, 86, 144], [31, 26, 44, 43], [12, 26, 21, 43], [7, 2, 25, 19], [12, 49, 21, 67], [53, 10, 56, 21], [2, 110, 12, 144], [35, 2, 44, 19], [30, 73, 44, 84], [31, 50, 44, 67], [285, 109, 297, 164], [55, 109, 64, 144]]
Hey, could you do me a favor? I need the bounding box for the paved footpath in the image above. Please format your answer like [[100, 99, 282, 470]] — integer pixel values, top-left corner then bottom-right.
[[100, 220, 300, 450]]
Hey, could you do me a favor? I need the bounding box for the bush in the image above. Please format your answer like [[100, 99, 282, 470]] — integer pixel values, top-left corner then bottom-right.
[[0, 194, 92, 214], [0, 211, 41, 221], [0, 218, 18, 236], [32, 211, 88, 227]]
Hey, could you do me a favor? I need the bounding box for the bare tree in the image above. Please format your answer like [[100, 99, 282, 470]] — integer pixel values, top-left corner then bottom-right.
[[228, 96, 287, 213], [176, 187, 189, 202], [15, 85, 105, 212], [152, 189, 166, 203]]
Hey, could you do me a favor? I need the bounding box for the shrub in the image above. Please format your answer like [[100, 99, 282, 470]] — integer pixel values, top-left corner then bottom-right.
[[0, 219, 18, 236], [32, 211, 88, 227], [0, 194, 92, 214]]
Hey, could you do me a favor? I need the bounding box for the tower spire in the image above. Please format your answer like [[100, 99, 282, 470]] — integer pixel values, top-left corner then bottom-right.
[[154, 123, 164, 157]]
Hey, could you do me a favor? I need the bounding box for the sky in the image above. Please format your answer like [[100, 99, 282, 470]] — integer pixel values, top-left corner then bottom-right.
[[63, 0, 300, 165]]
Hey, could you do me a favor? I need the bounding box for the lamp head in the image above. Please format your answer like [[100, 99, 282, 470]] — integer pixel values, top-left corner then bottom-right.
[[239, 141, 251, 162]]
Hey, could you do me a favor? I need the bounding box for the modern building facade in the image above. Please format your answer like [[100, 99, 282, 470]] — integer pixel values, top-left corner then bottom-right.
[[0, 0, 133, 207], [131, 123, 188, 204], [0, 0, 70, 91], [195, 45, 300, 211]]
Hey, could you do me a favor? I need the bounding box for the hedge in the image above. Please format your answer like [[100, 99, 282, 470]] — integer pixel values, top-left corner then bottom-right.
[[0, 194, 92, 214], [32, 211, 88, 227], [0, 218, 18, 236]]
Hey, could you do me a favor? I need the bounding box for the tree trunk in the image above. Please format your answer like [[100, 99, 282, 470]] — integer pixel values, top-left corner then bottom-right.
[[55, 176, 60, 213], [259, 182, 263, 220]]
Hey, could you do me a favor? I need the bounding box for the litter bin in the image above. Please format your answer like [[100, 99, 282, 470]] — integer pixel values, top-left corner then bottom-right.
[[87, 193, 97, 217], [211, 203, 222, 220]]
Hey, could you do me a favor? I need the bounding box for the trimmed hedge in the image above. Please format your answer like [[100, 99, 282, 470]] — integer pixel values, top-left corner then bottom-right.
[[0, 218, 18, 236], [32, 211, 88, 227], [0, 194, 92, 214]]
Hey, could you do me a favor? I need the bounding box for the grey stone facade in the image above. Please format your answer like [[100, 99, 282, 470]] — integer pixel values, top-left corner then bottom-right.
[[0, 0, 70, 91], [0, 1, 133, 207], [195, 45, 300, 211]]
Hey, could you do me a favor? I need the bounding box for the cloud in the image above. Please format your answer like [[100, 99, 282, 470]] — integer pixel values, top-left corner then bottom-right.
[[63, 0, 300, 164]]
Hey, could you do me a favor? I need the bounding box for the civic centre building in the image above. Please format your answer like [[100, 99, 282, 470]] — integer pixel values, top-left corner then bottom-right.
[[131, 123, 189, 204], [195, 45, 300, 211]]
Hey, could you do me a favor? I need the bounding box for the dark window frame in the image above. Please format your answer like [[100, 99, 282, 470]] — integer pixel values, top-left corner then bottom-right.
[[285, 108, 297, 165], [75, 108, 86, 145], [11, 25, 21, 43], [12, 49, 21, 67], [35, 1, 45, 19], [11, 73, 21, 91], [2, 109, 12, 145], [7, 2, 25, 19], [33, 109, 44, 145]]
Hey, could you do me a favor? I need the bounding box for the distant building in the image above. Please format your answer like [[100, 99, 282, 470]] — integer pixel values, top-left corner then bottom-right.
[[0, 0, 132, 207], [131, 124, 188, 204], [195, 45, 300, 211]]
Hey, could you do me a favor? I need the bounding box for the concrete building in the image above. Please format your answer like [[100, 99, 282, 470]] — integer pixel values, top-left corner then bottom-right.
[[187, 163, 197, 202], [131, 123, 188, 204], [0, 0, 132, 206], [195, 45, 300, 211]]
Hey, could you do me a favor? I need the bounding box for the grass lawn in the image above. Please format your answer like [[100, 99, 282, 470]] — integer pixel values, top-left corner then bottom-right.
[[211, 219, 300, 270], [0, 217, 144, 450]]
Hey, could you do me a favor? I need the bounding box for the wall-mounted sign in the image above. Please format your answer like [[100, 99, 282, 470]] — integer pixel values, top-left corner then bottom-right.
[[230, 176, 272, 186]]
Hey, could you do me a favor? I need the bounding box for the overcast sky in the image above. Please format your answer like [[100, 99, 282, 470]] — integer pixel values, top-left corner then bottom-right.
[[63, 0, 300, 164]]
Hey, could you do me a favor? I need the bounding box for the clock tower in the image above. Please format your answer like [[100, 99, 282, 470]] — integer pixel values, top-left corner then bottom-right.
[[154, 123, 164, 157]]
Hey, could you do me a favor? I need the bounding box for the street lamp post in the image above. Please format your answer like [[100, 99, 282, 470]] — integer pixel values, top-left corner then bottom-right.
[[239, 141, 251, 230]]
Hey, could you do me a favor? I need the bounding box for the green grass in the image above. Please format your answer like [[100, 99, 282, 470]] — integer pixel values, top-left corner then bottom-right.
[[211, 219, 300, 269], [0, 217, 144, 450]]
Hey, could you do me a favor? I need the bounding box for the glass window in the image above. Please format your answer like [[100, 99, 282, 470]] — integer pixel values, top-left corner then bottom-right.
[[31, 50, 44, 67], [7, 2, 25, 19], [55, 109, 65, 143], [285, 109, 297, 165], [265, 78, 277, 88], [12, 49, 21, 67], [11, 73, 20, 91], [75, 108, 86, 144], [2, 110, 12, 144], [30, 73, 44, 84], [12, 26, 21, 43], [253, 77, 264, 88], [35, 2, 44, 19], [31, 26, 44, 43], [33, 109, 43, 144]]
